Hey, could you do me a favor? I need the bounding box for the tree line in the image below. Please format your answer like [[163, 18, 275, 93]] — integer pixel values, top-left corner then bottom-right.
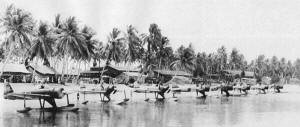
[[1, 5, 300, 81]]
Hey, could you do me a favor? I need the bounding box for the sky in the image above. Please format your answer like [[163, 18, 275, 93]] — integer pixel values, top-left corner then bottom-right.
[[0, 0, 300, 62]]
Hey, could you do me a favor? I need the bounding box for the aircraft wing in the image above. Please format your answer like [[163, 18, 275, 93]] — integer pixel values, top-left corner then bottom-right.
[[63, 90, 77, 95], [147, 87, 161, 93], [134, 87, 160, 93], [5, 93, 51, 100], [171, 87, 191, 92], [79, 90, 106, 94], [148, 89, 160, 93]]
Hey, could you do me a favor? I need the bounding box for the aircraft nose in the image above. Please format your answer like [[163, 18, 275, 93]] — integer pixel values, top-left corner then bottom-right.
[[55, 88, 65, 99]]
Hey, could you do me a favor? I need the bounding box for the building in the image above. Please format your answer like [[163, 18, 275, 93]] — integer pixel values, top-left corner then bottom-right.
[[0, 63, 31, 83], [80, 65, 141, 83], [150, 70, 192, 83], [221, 70, 255, 79], [26, 64, 58, 83]]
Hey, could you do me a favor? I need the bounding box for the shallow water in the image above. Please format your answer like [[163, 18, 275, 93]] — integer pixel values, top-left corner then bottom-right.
[[1, 84, 300, 127]]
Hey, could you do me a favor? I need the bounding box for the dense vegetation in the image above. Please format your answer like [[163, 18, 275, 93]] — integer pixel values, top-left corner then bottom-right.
[[1, 5, 300, 81]]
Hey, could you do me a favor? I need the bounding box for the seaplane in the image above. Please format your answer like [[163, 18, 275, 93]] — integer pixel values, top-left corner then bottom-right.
[[170, 85, 191, 98], [270, 84, 284, 93], [219, 85, 249, 97], [194, 85, 210, 98], [207, 80, 252, 97], [3, 83, 79, 113], [78, 85, 130, 105], [251, 83, 284, 94], [250, 83, 269, 94], [134, 84, 170, 101], [232, 82, 251, 95]]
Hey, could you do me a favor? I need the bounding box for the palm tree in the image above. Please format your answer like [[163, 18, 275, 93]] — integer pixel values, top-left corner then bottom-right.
[[254, 55, 266, 80], [56, 16, 89, 82], [156, 36, 170, 69], [159, 46, 175, 69], [280, 58, 287, 78], [52, 14, 63, 34], [194, 52, 206, 77], [125, 25, 142, 64], [142, 24, 163, 69], [0, 5, 35, 77], [80, 26, 96, 61], [270, 56, 279, 76], [98, 28, 125, 82], [217, 46, 227, 72], [294, 59, 300, 79], [229, 48, 239, 70], [92, 41, 105, 67], [50, 14, 63, 70], [105, 28, 125, 65], [206, 53, 214, 74], [91, 41, 106, 81], [171, 44, 195, 73], [29, 22, 55, 66], [123, 25, 145, 82]]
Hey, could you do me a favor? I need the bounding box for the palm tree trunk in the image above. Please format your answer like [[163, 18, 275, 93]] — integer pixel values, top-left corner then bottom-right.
[[98, 59, 101, 68], [76, 61, 80, 81], [31, 59, 38, 83], [84, 61, 87, 71], [126, 62, 131, 84], [159, 58, 162, 69], [98, 59, 102, 81], [99, 59, 108, 83], [66, 57, 70, 82], [61, 55, 67, 84], [99, 65, 106, 83], [0, 44, 14, 77], [147, 43, 151, 67]]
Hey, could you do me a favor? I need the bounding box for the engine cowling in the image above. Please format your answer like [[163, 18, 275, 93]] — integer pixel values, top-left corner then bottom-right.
[[53, 88, 65, 99]]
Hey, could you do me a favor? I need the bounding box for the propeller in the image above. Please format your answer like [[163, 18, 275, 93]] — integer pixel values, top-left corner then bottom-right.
[[113, 90, 117, 94]]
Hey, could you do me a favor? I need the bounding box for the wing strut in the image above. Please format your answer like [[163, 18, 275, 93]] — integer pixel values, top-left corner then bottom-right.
[[23, 95, 26, 108]]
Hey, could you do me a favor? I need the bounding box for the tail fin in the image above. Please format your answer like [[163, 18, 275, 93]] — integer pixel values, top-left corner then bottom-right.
[[4, 83, 14, 95]]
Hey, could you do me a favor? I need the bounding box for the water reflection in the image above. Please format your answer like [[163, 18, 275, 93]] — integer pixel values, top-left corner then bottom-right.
[[2, 85, 300, 127], [220, 96, 231, 104], [195, 96, 207, 105]]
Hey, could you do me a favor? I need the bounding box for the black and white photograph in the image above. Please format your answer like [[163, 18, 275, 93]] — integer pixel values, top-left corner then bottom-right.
[[1, 0, 300, 127]]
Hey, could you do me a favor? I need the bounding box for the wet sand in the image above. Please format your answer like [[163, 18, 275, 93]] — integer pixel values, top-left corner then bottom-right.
[[1, 83, 300, 127]]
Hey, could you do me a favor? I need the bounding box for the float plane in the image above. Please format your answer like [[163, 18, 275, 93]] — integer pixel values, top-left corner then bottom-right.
[[78, 86, 130, 105], [134, 85, 170, 101], [3, 83, 78, 113]]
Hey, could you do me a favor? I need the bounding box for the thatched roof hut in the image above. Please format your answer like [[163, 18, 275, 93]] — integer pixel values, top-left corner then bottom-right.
[[115, 72, 142, 84], [81, 65, 140, 78], [27, 64, 57, 76], [0, 63, 30, 76], [149, 70, 192, 83], [221, 70, 255, 78], [153, 70, 192, 77], [0, 63, 31, 83], [165, 76, 192, 85]]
